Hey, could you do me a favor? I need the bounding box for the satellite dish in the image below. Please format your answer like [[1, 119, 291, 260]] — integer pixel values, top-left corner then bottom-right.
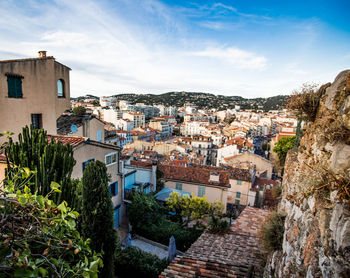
[[70, 124, 78, 133]]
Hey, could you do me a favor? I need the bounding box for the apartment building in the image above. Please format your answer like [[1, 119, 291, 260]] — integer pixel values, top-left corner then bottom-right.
[[0, 51, 70, 138], [123, 112, 145, 128]]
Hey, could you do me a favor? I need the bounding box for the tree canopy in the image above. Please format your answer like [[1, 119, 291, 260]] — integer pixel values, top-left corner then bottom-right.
[[273, 136, 296, 164], [165, 192, 224, 227]]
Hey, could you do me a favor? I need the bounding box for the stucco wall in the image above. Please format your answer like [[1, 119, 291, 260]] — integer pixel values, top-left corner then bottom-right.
[[227, 179, 251, 205], [71, 143, 121, 207], [0, 58, 70, 138], [0, 162, 6, 184], [227, 152, 273, 178]]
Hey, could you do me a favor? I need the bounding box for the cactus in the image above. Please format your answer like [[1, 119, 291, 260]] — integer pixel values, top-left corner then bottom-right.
[[5, 125, 77, 206]]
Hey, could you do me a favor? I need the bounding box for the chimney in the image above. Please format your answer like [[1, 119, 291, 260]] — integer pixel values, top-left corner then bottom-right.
[[38, 51, 47, 58]]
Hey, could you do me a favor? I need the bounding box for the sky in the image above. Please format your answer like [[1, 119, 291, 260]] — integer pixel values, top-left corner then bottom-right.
[[0, 0, 349, 98]]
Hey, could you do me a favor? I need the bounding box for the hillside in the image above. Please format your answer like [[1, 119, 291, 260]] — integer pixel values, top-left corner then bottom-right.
[[73, 92, 289, 111]]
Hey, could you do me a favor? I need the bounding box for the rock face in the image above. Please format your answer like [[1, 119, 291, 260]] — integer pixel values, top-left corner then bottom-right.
[[264, 70, 350, 278]]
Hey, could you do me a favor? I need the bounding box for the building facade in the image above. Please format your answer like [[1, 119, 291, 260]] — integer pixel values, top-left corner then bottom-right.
[[0, 51, 70, 138]]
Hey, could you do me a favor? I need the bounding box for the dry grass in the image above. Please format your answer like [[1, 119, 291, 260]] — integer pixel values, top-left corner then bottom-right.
[[259, 211, 285, 253], [286, 83, 329, 122]]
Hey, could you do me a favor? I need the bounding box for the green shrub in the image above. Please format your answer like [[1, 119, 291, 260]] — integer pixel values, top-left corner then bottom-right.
[[128, 193, 204, 251], [72, 106, 86, 115], [259, 211, 285, 253], [115, 246, 169, 278], [208, 215, 230, 234]]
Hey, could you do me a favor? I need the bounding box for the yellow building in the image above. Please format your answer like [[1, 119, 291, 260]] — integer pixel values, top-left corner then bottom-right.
[[0, 51, 70, 138]]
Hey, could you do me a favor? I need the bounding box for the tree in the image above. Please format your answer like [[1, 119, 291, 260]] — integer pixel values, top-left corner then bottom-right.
[[90, 100, 100, 106], [273, 136, 296, 165], [82, 160, 116, 278], [0, 164, 102, 277], [165, 192, 224, 227], [5, 125, 77, 207], [128, 192, 163, 233], [72, 106, 86, 116]]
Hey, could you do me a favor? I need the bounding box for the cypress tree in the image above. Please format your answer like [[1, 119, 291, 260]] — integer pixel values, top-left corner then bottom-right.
[[82, 160, 116, 278]]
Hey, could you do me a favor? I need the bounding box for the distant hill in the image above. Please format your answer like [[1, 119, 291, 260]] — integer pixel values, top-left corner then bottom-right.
[[73, 92, 289, 111]]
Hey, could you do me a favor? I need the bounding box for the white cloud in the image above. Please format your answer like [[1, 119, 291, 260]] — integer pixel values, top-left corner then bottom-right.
[[191, 46, 267, 70]]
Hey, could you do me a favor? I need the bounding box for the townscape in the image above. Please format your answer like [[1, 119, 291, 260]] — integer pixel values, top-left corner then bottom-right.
[[1, 1, 350, 277], [0, 51, 297, 277]]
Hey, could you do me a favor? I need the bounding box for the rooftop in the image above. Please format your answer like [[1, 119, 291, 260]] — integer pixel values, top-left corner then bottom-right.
[[159, 207, 269, 278], [47, 135, 86, 147]]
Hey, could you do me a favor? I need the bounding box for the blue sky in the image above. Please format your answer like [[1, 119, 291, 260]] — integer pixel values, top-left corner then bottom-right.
[[0, 0, 349, 97]]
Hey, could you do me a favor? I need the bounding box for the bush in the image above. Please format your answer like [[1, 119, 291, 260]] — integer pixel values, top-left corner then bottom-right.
[[286, 83, 324, 122], [0, 180, 102, 277], [128, 192, 204, 251], [72, 106, 86, 116], [115, 246, 169, 278], [208, 215, 230, 234], [273, 136, 295, 165], [259, 211, 285, 253]]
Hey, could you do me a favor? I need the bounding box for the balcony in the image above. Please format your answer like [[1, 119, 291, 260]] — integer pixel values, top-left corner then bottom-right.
[[124, 182, 152, 201]]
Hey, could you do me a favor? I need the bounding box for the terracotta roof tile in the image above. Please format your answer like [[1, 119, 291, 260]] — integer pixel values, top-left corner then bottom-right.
[[159, 165, 251, 187], [47, 135, 86, 147], [160, 207, 269, 278]]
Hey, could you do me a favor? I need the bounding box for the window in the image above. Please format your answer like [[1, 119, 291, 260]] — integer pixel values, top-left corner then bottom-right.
[[198, 186, 206, 197], [109, 181, 118, 196], [82, 159, 95, 172], [97, 130, 102, 142], [31, 114, 42, 129], [175, 183, 182, 190], [57, 79, 65, 97], [237, 180, 242, 185], [7, 75, 23, 98], [235, 200, 240, 205], [105, 152, 117, 166], [236, 192, 241, 198]]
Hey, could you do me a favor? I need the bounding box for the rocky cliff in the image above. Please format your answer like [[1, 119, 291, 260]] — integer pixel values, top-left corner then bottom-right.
[[264, 70, 350, 277]]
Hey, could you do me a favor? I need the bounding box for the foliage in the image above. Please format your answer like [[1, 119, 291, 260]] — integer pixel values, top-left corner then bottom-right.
[[155, 167, 164, 193], [72, 106, 86, 116], [286, 83, 322, 122], [259, 211, 285, 253], [208, 215, 230, 234], [114, 246, 169, 278], [271, 186, 282, 199], [81, 160, 116, 278], [127, 192, 163, 233], [165, 192, 224, 227], [0, 176, 102, 277], [273, 136, 296, 165], [90, 100, 100, 106], [128, 192, 204, 251], [5, 126, 77, 208]]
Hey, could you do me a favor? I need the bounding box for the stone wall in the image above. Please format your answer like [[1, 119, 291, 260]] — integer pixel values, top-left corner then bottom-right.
[[264, 70, 350, 278]]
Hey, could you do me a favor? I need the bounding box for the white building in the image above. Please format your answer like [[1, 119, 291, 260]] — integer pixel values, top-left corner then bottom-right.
[[216, 144, 239, 166], [103, 109, 123, 126], [123, 112, 145, 128], [115, 119, 134, 131]]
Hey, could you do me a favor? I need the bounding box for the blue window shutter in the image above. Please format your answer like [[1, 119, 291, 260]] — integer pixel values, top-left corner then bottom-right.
[[97, 130, 102, 142], [114, 208, 119, 228]]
